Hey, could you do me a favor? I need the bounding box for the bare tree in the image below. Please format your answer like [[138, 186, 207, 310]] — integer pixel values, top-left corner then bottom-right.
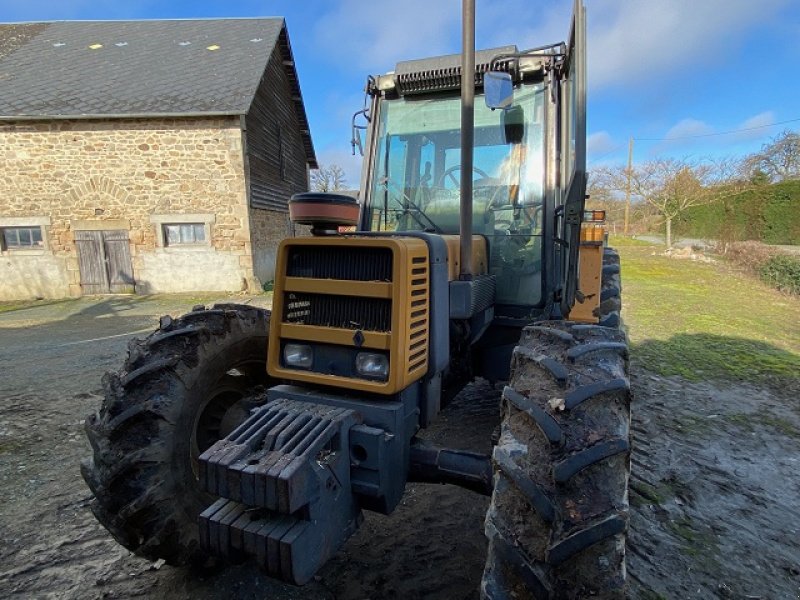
[[587, 169, 628, 234], [594, 159, 721, 248], [311, 164, 347, 192], [592, 155, 761, 246], [745, 130, 800, 182], [632, 160, 704, 248]]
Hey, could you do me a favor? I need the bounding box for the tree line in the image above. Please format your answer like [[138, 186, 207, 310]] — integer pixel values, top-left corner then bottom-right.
[[589, 130, 800, 247]]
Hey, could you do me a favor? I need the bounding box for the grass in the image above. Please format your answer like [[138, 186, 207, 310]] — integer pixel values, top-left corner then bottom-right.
[[668, 516, 720, 567], [0, 439, 27, 455], [613, 236, 800, 386], [726, 412, 800, 438], [638, 591, 668, 600], [629, 473, 692, 508]]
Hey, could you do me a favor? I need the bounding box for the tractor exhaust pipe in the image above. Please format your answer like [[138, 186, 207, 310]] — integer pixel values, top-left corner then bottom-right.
[[459, 0, 475, 280]]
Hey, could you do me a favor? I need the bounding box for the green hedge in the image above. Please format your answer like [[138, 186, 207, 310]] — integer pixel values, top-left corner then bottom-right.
[[676, 180, 800, 244], [758, 255, 800, 295]]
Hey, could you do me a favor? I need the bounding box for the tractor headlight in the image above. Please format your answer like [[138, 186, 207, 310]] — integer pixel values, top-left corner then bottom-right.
[[283, 343, 313, 369], [355, 352, 389, 380]]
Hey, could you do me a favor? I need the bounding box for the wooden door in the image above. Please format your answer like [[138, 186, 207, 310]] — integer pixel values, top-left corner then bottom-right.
[[103, 230, 135, 293], [74, 230, 135, 294]]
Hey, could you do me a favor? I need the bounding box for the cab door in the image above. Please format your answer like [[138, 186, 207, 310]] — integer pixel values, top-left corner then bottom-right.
[[558, 0, 588, 315]]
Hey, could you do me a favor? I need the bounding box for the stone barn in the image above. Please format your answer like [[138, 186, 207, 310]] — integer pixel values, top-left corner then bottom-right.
[[0, 18, 317, 300]]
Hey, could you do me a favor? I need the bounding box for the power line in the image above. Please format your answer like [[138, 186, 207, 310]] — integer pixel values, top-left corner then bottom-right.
[[634, 117, 800, 142], [587, 147, 620, 164]]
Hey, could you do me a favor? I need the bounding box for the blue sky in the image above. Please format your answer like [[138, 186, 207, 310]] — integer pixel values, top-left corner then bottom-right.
[[4, 0, 800, 186]]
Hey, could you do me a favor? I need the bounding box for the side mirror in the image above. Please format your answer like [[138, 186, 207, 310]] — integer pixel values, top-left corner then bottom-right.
[[351, 125, 363, 156], [351, 107, 369, 156], [484, 71, 513, 109]]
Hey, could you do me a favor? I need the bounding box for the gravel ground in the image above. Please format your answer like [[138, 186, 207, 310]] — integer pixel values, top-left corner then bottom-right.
[[1, 296, 798, 599]]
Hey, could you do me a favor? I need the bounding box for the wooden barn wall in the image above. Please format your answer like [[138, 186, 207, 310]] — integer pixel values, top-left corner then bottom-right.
[[245, 44, 310, 212]]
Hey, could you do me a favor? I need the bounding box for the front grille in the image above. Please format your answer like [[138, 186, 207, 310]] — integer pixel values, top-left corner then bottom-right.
[[287, 246, 393, 282], [283, 292, 392, 332], [270, 238, 431, 394]]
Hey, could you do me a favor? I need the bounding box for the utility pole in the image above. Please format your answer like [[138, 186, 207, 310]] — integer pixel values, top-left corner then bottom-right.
[[623, 136, 633, 236]]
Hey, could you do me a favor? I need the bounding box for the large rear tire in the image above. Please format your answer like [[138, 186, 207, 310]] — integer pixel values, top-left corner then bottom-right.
[[81, 304, 271, 565], [482, 322, 631, 598], [597, 248, 622, 328]]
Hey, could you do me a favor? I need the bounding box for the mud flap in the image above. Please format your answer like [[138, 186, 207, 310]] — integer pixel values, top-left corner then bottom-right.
[[198, 399, 363, 584]]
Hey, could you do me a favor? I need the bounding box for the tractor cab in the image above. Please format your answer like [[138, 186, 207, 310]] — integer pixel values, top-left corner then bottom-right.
[[356, 31, 585, 318]]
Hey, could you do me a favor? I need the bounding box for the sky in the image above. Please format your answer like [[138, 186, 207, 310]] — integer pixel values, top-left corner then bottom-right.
[[3, 0, 800, 187]]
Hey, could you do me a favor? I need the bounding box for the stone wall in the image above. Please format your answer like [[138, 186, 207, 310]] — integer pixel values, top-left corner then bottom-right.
[[249, 207, 292, 285], [0, 117, 255, 300]]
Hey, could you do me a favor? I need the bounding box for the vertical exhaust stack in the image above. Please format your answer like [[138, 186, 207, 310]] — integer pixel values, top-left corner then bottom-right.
[[459, 0, 475, 280]]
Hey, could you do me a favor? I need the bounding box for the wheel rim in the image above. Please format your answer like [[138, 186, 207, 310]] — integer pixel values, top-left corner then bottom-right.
[[189, 359, 269, 477]]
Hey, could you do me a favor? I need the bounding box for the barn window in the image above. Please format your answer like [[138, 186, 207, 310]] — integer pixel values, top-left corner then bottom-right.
[[162, 223, 206, 246], [150, 213, 214, 249], [1, 226, 44, 250]]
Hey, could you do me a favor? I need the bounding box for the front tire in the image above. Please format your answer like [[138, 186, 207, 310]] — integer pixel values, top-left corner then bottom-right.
[[81, 304, 271, 565], [482, 321, 631, 599]]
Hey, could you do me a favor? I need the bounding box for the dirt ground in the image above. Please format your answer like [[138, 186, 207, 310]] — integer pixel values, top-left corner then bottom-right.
[[1, 296, 799, 599]]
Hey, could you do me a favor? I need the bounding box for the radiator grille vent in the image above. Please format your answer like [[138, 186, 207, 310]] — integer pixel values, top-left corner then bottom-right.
[[407, 262, 429, 373], [287, 246, 392, 282], [283, 292, 392, 332]]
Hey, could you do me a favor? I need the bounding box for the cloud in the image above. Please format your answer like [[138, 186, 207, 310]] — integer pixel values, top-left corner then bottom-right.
[[740, 111, 775, 130], [735, 111, 776, 140], [314, 144, 364, 192], [645, 112, 781, 157], [312, 0, 458, 72], [652, 112, 777, 150], [587, 131, 618, 158], [479, 0, 791, 90], [480, 0, 567, 50], [646, 117, 715, 155], [663, 118, 715, 140], [591, 0, 791, 88]]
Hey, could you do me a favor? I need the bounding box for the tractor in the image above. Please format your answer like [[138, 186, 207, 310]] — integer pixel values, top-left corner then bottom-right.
[[82, 1, 630, 597]]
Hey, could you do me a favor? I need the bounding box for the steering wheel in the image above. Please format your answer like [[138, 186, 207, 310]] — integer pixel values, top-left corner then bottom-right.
[[435, 165, 490, 188], [486, 201, 544, 235]]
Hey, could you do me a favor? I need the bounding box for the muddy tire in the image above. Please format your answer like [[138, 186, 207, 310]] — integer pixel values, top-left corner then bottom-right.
[[81, 304, 271, 565], [597, 248, 622, 328], [482, 322, 631, 599]]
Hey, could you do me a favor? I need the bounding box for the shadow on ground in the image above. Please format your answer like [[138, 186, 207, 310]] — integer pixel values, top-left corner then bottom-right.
[[633, 333, 800, 393]]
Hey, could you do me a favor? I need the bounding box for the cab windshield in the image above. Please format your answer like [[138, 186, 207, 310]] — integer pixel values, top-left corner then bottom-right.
[[367, 85, 546, 306]]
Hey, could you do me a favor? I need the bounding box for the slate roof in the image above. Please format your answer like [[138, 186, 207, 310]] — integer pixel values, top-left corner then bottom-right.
[[0, 18, 315, 165]]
